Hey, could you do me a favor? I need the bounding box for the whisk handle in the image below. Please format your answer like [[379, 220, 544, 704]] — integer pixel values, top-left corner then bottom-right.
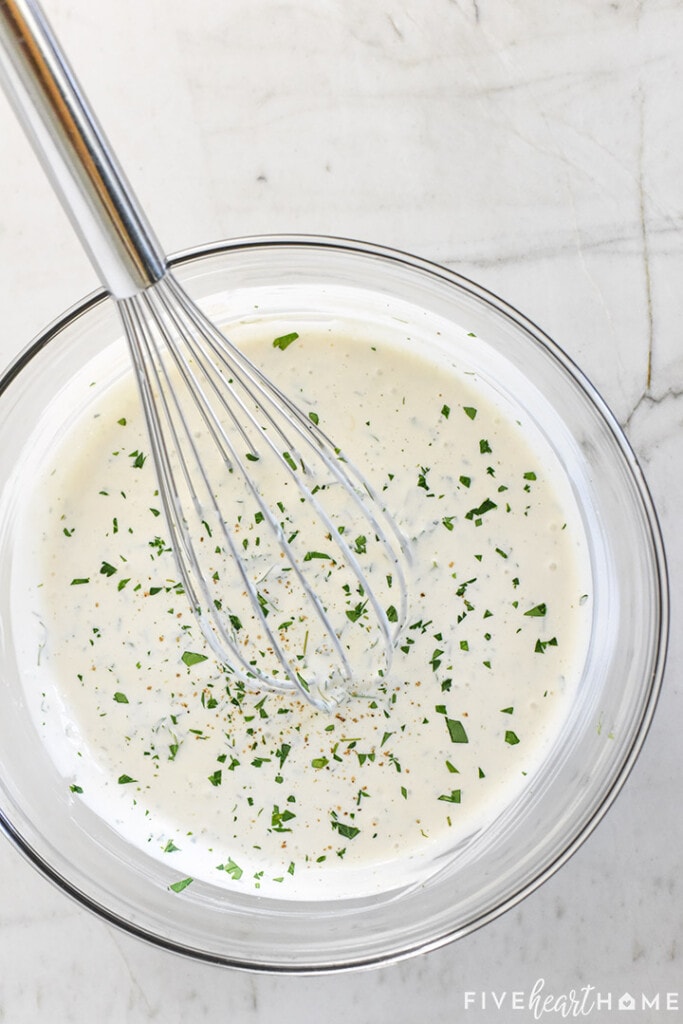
[[0, 0, 167, 298]]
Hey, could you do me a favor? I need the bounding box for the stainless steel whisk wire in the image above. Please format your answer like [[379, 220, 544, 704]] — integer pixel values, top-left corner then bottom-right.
[[0, 0, 409, 710], [120, 276, 408, 701]]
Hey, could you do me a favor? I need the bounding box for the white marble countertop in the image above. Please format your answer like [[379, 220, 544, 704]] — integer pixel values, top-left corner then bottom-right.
[[0, 1, 680, 1020]]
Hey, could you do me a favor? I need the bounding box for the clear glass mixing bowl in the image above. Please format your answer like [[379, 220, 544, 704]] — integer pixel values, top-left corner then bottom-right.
[[0, 236, 668, 971]]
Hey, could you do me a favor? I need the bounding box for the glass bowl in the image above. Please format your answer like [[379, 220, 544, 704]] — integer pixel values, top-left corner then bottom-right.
[[0, 235, 668, 971]]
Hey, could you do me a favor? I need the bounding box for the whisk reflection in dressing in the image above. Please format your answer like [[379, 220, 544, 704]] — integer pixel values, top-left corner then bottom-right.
[[0, 0, 409, 710]]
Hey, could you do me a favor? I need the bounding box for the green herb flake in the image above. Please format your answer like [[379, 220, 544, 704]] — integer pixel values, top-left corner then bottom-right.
[[272, 743, 290, 769], [272, 332, 299, 351], [346, 600, 368, 623], [463, 406, 477, 420], [505, 730, 520, 746], [113, 692, 129, 704], [445, 718, 469, 744], [70, 577, 90, 586], [271, 805, 297, 831], [465, 498, 497, 521], [524, 603, 547, 618], [118, 774, 136, 784], [429, 648, 444, 671], [303, 550, 334, 562], [438, 789, 462, 803], [168, 877, 193, 893], [217, 858, 243, 880], [331, 820, 360, 840], [182, 650, 209, 667]]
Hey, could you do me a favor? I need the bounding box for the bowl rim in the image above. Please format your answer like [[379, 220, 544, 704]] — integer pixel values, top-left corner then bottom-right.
[[0, 233, 670, 972]]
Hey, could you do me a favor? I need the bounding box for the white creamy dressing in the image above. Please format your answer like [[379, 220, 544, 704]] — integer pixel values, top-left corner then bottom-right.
[[16, 316, 592, 899]]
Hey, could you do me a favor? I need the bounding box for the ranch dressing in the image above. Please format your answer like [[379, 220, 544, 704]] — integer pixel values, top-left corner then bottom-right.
[[17, 317, 591, 899]]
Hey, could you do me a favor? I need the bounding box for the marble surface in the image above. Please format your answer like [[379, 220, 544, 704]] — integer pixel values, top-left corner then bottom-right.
[[0, 1, 681, 1020]]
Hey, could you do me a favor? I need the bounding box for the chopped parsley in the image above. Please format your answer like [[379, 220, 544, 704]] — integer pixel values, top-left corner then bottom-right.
[[168, 877, 193, 893], [272, 332, 299, 351], [445, 718, 469, 744]]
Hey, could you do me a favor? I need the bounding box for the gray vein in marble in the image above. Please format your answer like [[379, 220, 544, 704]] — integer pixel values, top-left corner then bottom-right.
[[623, 385, 683, 435], [440, 216, 679, 270], [106, 931, 157, 1018], [637, 83, 654, 391], [447, 0, 481, 23], [386, 13, 404, 40]]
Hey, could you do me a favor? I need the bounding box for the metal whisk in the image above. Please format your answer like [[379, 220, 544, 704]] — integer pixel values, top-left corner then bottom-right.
[[0, 0, 408, 710]]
